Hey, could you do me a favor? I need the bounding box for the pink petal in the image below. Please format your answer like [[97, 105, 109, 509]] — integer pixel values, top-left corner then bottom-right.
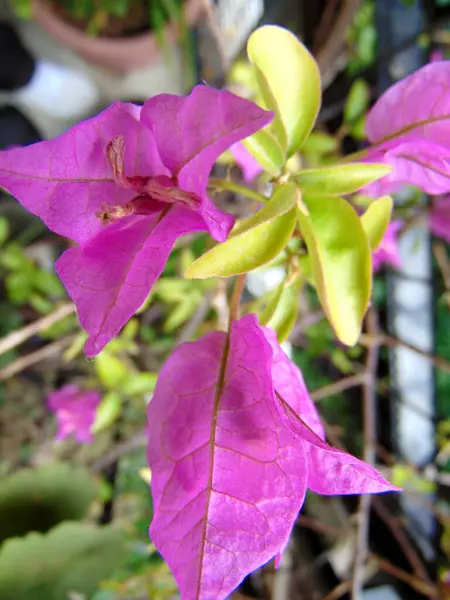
[[275, 394, 399, 496], [147, 314, 307, 600], [141, 85, 272, 197], [0, 101, 169, 244], [372, 220, 403, 272], [47, 385, 101, 444], [371, 139, 450, 195], [366, 62, 450, 148], [262, 326, 325, 440], [57, 207, 204, 356], [429, 195, 450, 242], [230, 143, 264, 182]]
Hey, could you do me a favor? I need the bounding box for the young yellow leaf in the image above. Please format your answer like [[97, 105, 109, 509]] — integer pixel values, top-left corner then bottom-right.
[[360, 196, 393, 250], [247, 25, 321, 156], [297, 195, 372, 346], [295, 163, 392, 196], [185, 185, 298, 279]]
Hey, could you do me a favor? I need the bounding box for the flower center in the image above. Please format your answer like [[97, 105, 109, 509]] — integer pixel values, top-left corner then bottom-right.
[[96, 136, 201, 225]]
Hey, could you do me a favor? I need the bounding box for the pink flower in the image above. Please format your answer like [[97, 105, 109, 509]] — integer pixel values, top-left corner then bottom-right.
[[230, 142, 263, 181], [47, 384, 101, 444], [363, 62, 450, 195], [147, 314, 398, 600], [0, 87, 272, 355], [429, 195, 450, 242], [372, 220, 403, 272]]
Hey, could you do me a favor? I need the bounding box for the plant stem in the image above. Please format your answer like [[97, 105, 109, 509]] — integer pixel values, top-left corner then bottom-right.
[[0, 303, 75, 357], [208, 178, 268, 204], [229, 275, 246, 324], [352, 309, 379, 600]]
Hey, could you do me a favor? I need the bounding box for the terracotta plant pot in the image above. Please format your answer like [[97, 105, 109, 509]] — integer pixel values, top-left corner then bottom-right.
[[32, 0, 204, 72]]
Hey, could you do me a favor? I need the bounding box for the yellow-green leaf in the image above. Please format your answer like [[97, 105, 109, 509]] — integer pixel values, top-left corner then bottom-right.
[[360, 196, 393, 250], [247, 25, 321, 156], [297, 195, 372, 345], [91, 392, 122, 434], [295, 163, 392, 196], [95, 351, 128, 389], [260, 278, 301, 342], [302, 132, 338, 157], [185, 185, 298, 279], [344, 78, 370, 125], [121, 372, 158, 397], [243, 129, 285, 176]]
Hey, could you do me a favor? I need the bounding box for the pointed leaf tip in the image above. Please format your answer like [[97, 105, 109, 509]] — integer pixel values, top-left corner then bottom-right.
[[248, 25, 321, 155]]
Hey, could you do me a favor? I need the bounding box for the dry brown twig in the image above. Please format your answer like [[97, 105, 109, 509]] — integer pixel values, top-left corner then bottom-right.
[[351, 309, 379, 599], [0, 334, 77, 380], [0, 303, 75, 357]]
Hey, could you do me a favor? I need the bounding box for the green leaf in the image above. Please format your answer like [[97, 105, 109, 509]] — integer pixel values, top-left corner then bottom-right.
[[91, 391, 122, 434], [121, 372, 158, 397], [295, 163, 392, 196], [344, 78, 370, 125], [0, 464, 97, 543], [0, 217, 9, 246], [350, 115, 367, 141], [297, 195, 372, 345], [260, 278, 301, 342], [185, 184, 298, 279], [0, 522, 125, 600], [247, 25, 321, 155], [94, 351, 128, 389], [302, 132, 338, 157], [242, 129, 285, 176], [360, 195, 393, 250], [6, 272, 32, 305]]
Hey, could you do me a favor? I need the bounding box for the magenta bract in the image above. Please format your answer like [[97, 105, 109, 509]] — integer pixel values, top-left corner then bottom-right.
[[0, 87, 272, 355], [372, 221, 403, 272], [429, 195, 450, 242], [230, 142, 264, 182], [147, 315, 398, 600], [364, 62, 450, 195], [47, 384, 101, 444]]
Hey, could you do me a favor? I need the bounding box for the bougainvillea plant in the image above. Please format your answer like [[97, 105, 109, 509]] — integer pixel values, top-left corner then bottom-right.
[[1, 23, 449, 600]]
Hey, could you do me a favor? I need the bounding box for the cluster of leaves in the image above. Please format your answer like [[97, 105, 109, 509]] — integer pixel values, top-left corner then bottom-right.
[[11, 0, 183, 38], [0, 464, 125, 600], [0, 216, 65, 315]]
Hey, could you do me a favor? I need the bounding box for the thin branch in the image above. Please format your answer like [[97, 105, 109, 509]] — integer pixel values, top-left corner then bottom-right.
[[0, 335, 77, 380], [91, 428, 147, 473], [229, 275, 246, 323], [351, 310, 379, 600], [360, 332, 450, 373], [208, 178, 268, 204], [370, 553, 439, 598], [311, 372, 367, 403], [372, 497, 433, 587], [0, 303, 75, 357]]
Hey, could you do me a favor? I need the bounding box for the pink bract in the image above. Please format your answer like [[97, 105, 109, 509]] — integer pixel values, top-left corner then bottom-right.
[[372, 220, 403, 272], [0, 87, 272, 355], [364, 62, 450, 195], [147, 315, 398, 600], [429, 195, 450, 243], [230, 142, 264, 182], [47, 384, 101, 444]]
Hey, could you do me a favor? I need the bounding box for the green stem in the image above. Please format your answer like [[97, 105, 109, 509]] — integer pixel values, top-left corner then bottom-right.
[[229, 274, 246, 324], [208, 178, 268, 204]]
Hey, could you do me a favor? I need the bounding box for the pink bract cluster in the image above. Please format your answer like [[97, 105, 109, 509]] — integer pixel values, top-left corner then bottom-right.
[[147, 314, 398, 599], [47, 384, 101, 444], [364, 61, 450, 196], [372, 221, 403, 272], [0, 86, 272, 356]]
